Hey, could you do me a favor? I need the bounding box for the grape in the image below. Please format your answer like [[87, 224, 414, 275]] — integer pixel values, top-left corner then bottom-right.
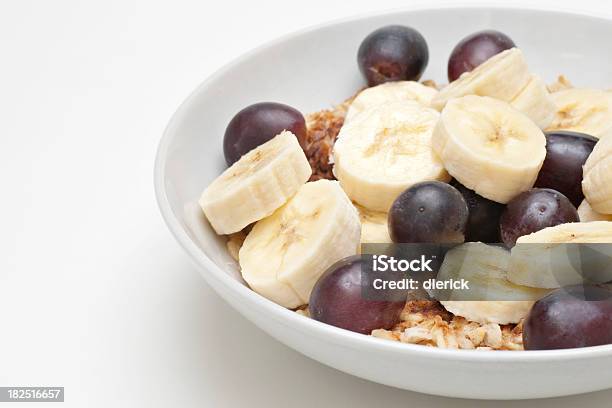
[[451, 179, 505, 243], [309, 256, 406, 334], [499, 188, 579, 247], [524, 285, 612, 350], [223, 102, 307, 166], [535, 131, 598, 207], [389, 181, 468, 243], [447, 30, 515, 82], [357, 25, 429, 87]]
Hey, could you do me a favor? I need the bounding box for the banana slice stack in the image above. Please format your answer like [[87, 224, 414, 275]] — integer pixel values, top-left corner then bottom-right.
[[200, 131, 361, 308]]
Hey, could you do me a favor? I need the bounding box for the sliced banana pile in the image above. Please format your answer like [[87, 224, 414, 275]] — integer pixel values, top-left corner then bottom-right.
[[199, 131, 361, 308], [436, 243, 549, 324], [199, 40, 612, 333], [333, 100, 449, 211]]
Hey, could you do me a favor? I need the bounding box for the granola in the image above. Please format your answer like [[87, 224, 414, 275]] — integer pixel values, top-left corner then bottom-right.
[[303, 96, 354, 180], [373, 300, 524, 350], [297, 300, 523, 350]]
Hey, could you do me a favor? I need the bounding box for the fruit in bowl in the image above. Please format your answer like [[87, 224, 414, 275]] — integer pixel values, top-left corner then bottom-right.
[[524, 284, 612, 350], [196, 24, 612, 352], [357, 25, 429, 86]]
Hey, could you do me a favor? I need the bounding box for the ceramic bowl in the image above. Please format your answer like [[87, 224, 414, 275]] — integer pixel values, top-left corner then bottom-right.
[[155, 5, 612, 399]]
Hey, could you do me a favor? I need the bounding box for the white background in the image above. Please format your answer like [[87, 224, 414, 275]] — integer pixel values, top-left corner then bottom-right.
[[2, 0, 612, 406]]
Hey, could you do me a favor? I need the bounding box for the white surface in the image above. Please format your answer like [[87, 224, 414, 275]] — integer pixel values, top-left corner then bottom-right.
[[1, 0, 612, 406]]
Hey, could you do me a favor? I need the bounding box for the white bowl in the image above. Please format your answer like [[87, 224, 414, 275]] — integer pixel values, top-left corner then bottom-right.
[[155, 5, 612, 399]]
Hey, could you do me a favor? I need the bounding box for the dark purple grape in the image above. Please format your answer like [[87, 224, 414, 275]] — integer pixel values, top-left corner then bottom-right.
[[357, 25, 429, 87], [500, 188, 579, 247], [389, 181, 468, 243], [451, 179, 505, 243], [524, 285, 612, 350], [309, 256, 406, 334], [448, 30, 515, 82], [535, 131, 598, 207], [223, 102, 307, 166]]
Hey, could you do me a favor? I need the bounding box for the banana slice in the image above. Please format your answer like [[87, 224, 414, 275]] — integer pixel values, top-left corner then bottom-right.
[[547, 88, 612, 138], [578, 200, 612, 222], [356, 204, 391, 244], [430, 48, 530, 111], [199, 131, 311, 235], [513, 221, 612, 243], [333, 101, 449, 212], [509, 74, 556, 129], [432, 95, 546, 204], [239, 180, 361, 308], [345, 81, 437, 123], [508, 222, 612, 289], [436, 243, 549, 324], [583, 133, 612, 214]]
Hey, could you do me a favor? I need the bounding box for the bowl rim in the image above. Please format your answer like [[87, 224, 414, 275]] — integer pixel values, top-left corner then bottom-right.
[[154, 3, 612, 362]]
